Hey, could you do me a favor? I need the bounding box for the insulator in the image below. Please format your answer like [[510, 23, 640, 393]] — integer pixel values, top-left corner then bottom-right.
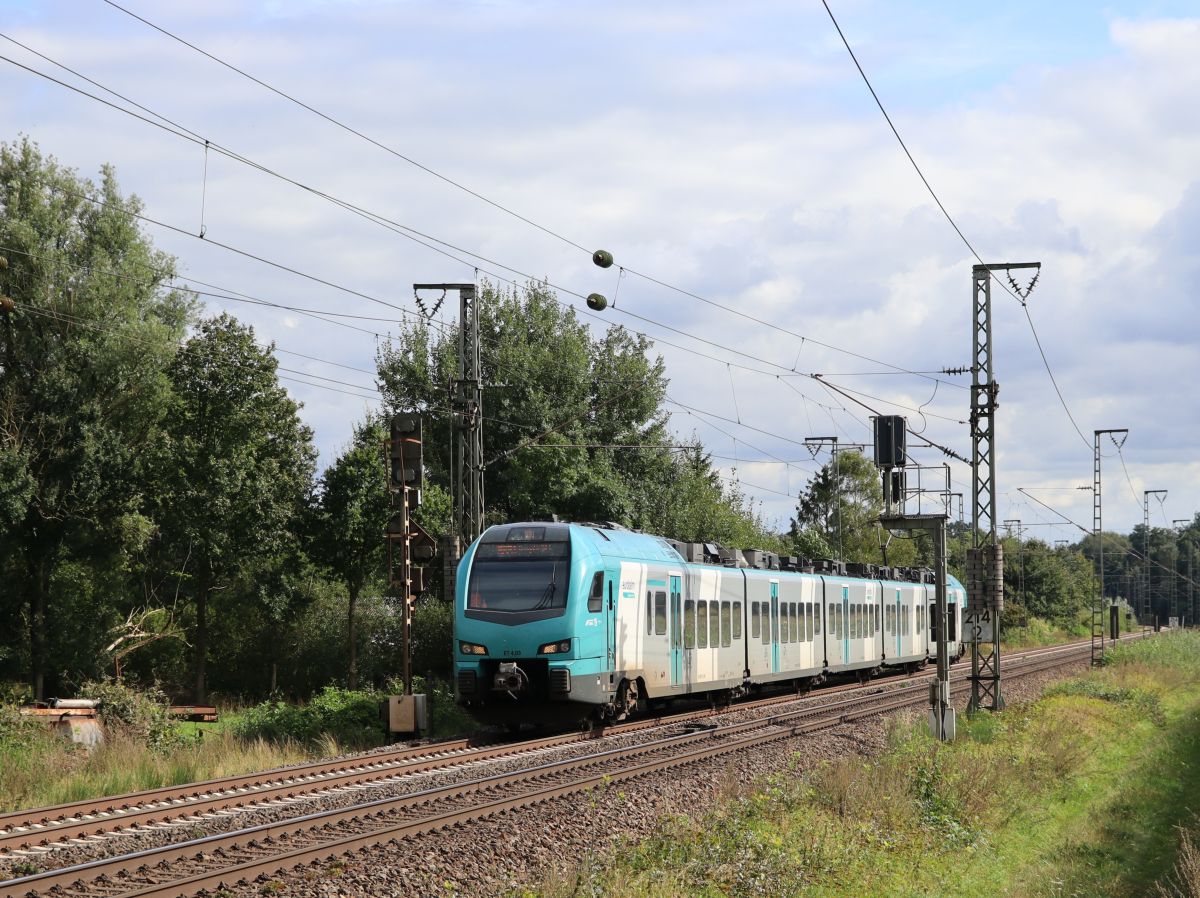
[[592, 249, 614, 269], [586, 293, 608, 311]]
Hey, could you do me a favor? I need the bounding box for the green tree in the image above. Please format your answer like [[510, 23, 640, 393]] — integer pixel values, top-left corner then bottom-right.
[[313, 417, 390, 689], [0, 139, 191, 697], [152, 315, 315, 702], [376, 281, 778, 548], [790, 450, 918, 566]]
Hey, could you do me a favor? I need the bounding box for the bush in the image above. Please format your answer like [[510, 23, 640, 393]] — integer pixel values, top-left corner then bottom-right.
[[80, 678, 182, 752], [233, 686, 386, 750]]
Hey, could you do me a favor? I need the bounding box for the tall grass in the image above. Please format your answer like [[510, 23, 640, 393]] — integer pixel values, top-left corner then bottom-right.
[[532, 629, 1200, 898], [0, 723, 309, 813]]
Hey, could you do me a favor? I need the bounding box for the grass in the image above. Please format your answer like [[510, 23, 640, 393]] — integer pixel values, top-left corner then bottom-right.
[[527, 630, 1200, 898], [0, 677, 476, 815], [0, 723, 310, 813]]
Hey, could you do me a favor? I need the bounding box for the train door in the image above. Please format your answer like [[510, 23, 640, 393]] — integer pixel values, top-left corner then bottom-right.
[[894, 589, 902, 659], [670, 575, 683, 686], [770, 581, 780, 673], [844, 585, 854, 662], [605, 571, 617, 671]]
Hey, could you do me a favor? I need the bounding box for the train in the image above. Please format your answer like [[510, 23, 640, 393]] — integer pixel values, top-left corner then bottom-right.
[[453, 521, 966, 726]]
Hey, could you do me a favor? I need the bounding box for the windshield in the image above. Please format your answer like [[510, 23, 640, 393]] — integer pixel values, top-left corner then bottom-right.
[[467, 540, 571, 612]]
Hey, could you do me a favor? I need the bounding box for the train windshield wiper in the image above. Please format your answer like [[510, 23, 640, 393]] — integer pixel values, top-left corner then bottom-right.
[[531, 582, 557, 610]]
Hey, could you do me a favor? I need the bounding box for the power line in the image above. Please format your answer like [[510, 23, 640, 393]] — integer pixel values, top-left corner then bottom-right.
[[819, 0, 1092, 451], [1, 27, 965, 392], [2, 240, 866, 480], [99, 0, 593, 255], [1018, 488, 1200, 590], [44, 182, 964, 469]]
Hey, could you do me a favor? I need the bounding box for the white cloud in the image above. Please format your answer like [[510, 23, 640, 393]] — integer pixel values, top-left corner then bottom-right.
[[3, 1, 1198, 531]]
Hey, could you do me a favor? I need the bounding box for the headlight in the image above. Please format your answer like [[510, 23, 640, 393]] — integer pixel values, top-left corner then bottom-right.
[[459, 641, 488, 655], [539, 639, 572, 654]]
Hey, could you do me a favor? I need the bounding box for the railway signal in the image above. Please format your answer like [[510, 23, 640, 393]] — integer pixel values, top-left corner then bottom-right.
[[385, 413, 435, 732]]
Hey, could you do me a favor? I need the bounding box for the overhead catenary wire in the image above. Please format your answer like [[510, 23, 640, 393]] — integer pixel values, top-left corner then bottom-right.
[[0, 30, 968, 394], [819, 0, 1092, 451], [36, 181, 969, 478], [1017, 488, 1200, 591], [0, 37, 981, 492], [1, 242, 869, 478]]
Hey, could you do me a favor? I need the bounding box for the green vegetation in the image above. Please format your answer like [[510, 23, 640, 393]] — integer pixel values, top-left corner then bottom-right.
[[531, 631, 1200, 898], [0, 138, 1189, 743], [0, 140, 779, 705]]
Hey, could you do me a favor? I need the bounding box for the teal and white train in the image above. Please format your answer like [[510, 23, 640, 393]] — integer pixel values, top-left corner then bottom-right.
[[454, 521, 966, 725]]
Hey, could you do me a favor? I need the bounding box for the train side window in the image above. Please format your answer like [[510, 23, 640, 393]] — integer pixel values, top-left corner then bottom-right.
[[710, 602, 720, 648], [732, 602, 742, 640], [684, 600, 696, 649], [751, 601, 760, 639], [917, 604, 924, 634], [804, 602, 812, 641], [654, 591, 667, 635], [780, 603, 790, 643], [721, 601, 732, 646], [697, 602, 708, 649], [849, 604, 856, 639], [903, 607, 910, 637], [646, 590, 652, 635], [588, 572, 604, 613], [763, 604, 772, 645], [875, 605, 880, 633], [815, 602, 821, 636]]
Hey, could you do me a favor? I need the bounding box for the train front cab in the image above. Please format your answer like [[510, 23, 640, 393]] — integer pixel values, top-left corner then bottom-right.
[[453, 522, 618, 723]]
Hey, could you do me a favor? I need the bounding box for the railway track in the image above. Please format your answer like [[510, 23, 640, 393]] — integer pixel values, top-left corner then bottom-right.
[[0, 633, 1136, 898]]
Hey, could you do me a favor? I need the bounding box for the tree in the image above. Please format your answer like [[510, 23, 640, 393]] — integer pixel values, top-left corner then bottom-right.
[[376, 281, 780, 548], [313, 417, 390, 689], [152, 315, 315, 702], [790, 450, 918, 566], [0, 139, 191, 697]]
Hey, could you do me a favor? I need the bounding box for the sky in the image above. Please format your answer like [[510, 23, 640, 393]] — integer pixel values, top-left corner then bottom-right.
[[2, 0, 1198, 540]]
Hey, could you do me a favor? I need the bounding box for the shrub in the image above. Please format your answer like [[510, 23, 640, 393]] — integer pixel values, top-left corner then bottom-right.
[[233, 686, 386, 750], [80, 678, 182, 752]]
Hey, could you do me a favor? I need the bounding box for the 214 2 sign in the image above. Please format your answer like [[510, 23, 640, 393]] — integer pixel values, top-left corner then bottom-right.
[[964, 608, 993, 642]]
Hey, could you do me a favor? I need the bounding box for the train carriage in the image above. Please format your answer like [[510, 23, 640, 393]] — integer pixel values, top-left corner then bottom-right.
[[455, 521, 968, 726]]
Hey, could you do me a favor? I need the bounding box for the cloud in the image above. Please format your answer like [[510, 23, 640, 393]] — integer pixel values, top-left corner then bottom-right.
[[3, 1, 1198, 533]]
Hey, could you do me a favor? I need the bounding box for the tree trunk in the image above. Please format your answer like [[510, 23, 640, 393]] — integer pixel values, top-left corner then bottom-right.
[[347, 585, 359, 690], [28, 552, 48, 701], [194, 567, 210, 703]]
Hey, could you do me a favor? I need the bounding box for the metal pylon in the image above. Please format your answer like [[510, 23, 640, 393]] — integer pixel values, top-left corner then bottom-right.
[[966, 263, 1035, 712], [414, 282, 484, 553]]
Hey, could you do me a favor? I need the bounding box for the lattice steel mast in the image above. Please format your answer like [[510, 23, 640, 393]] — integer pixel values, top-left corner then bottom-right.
[[967, 262, 1037, 712], [1093, 428, 1127, 664]]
